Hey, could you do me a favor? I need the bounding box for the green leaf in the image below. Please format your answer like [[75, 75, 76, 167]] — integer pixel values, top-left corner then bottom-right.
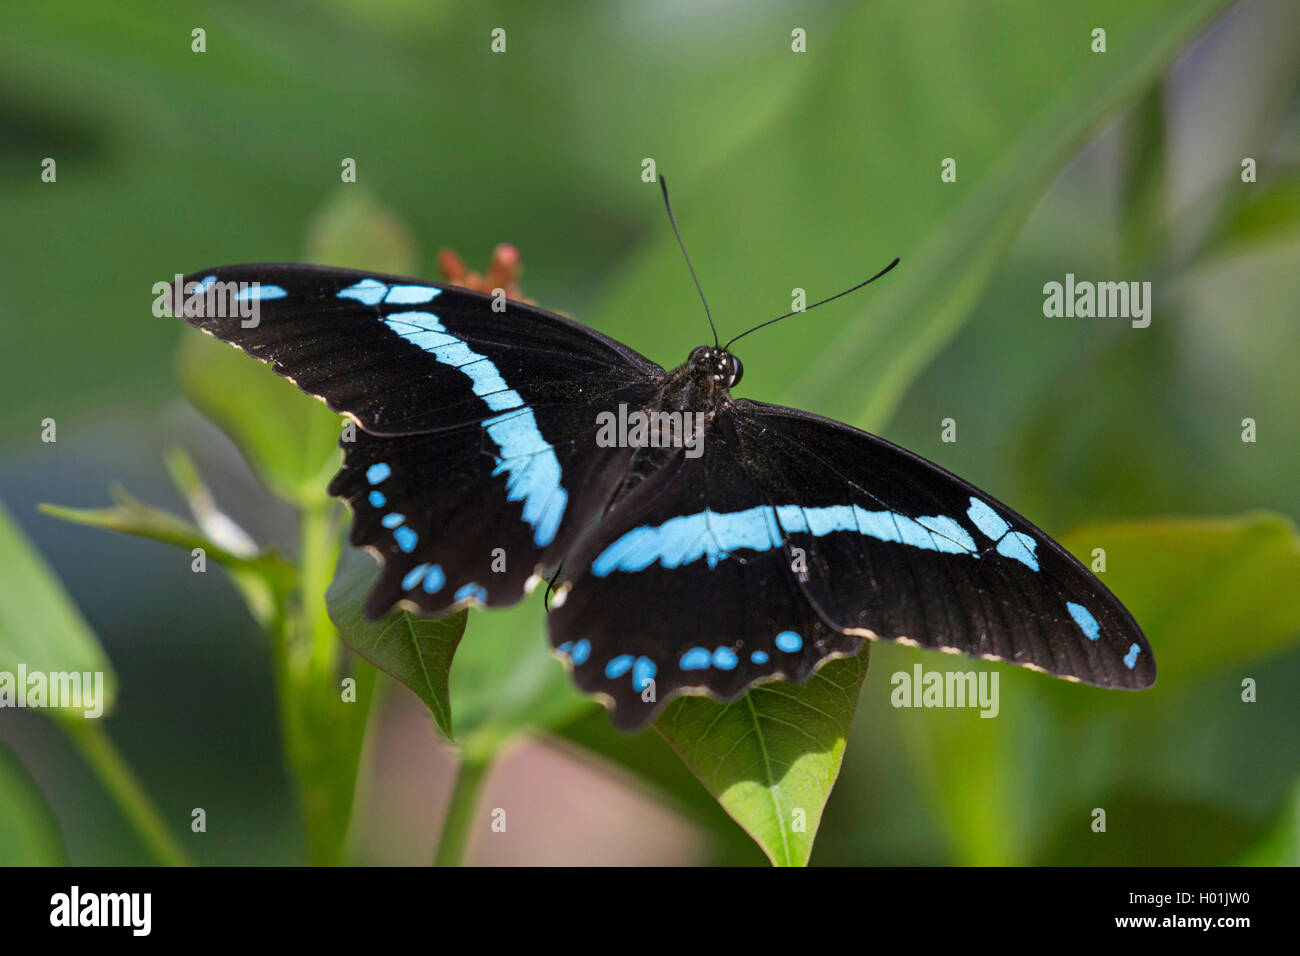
[[448, 602, 594, 764], [595, 0, 1232, 432], [653, 648, 870, 867], [304, 188, 419, 276], [904, 511, 1300, 864], [326, 547, 467, 740], [324, 548, 595, 764], [1059, 512, 1300, 687], [39, 490, 294, 631], [176, 331, 343, 508], [329, 560, 594, 762], [163, 444, 259, 558], [1200, 167, 1300, 261], [0, 743, 65, 865], [4, 505, 190, 866], [1034, 792, 1274, 866], [1238, 781, 1300, 866], [553, 708, 769, 864], [0, 499, 116, 713]]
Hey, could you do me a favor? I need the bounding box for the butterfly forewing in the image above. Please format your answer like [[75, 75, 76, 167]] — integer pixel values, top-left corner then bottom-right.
[[177, 264, 663, 615], [728, 400, 1155, 690]]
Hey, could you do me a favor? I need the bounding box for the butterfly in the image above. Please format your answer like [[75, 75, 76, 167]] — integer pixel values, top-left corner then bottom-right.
[[174, 179, 1154, 731]]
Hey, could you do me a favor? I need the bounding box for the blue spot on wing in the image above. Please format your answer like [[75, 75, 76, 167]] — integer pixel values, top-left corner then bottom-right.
[[400, 562, 444, 595], [605, 655, 634, 679], [966, 497, 1040, 570], [750, 650, 769, 665], [679, 647, 711, 671], [1067, 601, 1100, 640], [775, 631, 803, 653], [368, 490, 386, 508], [632, 657, 656, 690], [393, 527, 417, 553], [384, 285, 441, 305], [711, 647, 738, 670], [967, 497, 1010, 540], [1124, 643, 1141, 669], [366, 463, 391, 484], [235, 284, 287, 301], [338, 278, 388, 305], [422, 565, 445, 594], [570, 639, 591, 666], [454, 582, 487, 603], [995, 531, 1039, 571], [381, 513, 405, 529], [401, 564, 428, 591]]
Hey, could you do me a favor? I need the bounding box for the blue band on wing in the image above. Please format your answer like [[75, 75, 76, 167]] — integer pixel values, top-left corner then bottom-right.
[[339, 279, 568, 549], [235, 284, 287, 301], [591, 503, 983, 577], [967, 496, 1038, 571]]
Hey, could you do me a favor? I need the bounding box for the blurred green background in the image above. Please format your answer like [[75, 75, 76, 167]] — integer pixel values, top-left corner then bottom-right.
[[1, 0, 1297, 865]]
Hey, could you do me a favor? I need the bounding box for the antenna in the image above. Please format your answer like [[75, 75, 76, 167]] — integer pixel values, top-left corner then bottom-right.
[[659, 175, 718, 348], [723, 257, 900, 351]]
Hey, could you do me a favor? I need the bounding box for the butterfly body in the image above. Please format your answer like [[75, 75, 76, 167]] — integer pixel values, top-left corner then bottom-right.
[[175, 262, 1154, 731]]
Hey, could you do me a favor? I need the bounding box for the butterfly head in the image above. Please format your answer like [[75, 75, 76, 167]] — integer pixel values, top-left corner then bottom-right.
[[688, 345, 743, 389]]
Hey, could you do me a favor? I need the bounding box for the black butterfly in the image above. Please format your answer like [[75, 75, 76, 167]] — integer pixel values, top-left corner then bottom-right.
[[175, 181, 1154, 731]]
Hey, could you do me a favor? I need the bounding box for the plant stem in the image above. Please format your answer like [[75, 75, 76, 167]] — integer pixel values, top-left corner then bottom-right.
[[282, 499, 350, 865], [299, 501, 343, 668], [433, 757, 491, 867], [57, 716, 191, 866]]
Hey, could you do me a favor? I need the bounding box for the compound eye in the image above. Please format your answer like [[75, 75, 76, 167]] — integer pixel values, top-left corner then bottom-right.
[[727, 355, 743, 387]]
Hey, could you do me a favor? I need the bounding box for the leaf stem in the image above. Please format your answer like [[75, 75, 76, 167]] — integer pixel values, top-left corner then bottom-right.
[[433, 757, 491, 866], [56, 716, 191, 866], [281, 500, 350, 865], [299, 501, 343, 675]]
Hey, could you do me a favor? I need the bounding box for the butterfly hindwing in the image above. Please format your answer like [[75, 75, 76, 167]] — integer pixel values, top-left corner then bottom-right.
[[177, 264, 664, 616], [329, 413, 649, 617], [548, 414, 865, 731], [728, 400, 1155, 690]]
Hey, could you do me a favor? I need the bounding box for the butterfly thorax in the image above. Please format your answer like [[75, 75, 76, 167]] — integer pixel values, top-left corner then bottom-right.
[[656, 345, 743, 417], [601, 346, 741, 497]]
